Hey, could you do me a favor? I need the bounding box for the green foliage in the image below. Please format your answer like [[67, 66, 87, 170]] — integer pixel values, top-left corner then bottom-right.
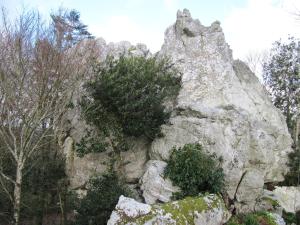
[[51, 8, 94, 49], [21, 147, 67, 222], [263, 37, 300, 130], [283, 148, 300, 186], [263, 37, 300, 186], [227, 212, 278, 225], [79, 97, 129, 156], [244, 214, 260, 225], [282, 210, 297, 225], [74, 172, 132, 225], [164, 143, 225, 199], [84, 55, 180, 140], [75, 131, 108, 157], [0, 144, 67, 224]]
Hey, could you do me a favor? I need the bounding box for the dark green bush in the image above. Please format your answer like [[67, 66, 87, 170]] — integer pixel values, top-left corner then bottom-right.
[[0, 144, 68, 224], [164, 143, 225, 199], [75, 132, 108, 157], [226, 212, 278, 225], [74, 172, 131, 225], [282, 148, 300, 186], [84, 55, 180, 140], [282, 210, 297, 225]]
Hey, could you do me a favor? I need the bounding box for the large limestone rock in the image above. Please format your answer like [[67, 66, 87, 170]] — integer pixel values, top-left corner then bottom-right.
[[61, 40, 151, 189], [273, 186, 300, 213], [107, 194, 231, 225], [119, 137, 149, 183], [63, 135, 149, 189], [143, 9, 292, 211], [140, 160, 180, 204]]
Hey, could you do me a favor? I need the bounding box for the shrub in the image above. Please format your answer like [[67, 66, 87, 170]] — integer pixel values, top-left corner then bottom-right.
[[282, 148, 300, 186], [164, 143, 225, 199], [282, 210, 297, 225], [75, 132, 108, 157], [226, 212, 278, 225], [74, 172, 131, 225], [84, 55, 180, 140]]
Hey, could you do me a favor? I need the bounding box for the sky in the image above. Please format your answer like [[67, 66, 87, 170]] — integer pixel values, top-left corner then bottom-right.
[[1, 0, 300, 61]]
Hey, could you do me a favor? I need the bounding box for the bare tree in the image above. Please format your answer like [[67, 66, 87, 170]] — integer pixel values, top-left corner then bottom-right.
[[244, 50, 269, 78], [0, 9, 96, 224]]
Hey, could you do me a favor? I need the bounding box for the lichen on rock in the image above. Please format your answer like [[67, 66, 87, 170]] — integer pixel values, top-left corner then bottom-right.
[[107, 194, 231, 225]]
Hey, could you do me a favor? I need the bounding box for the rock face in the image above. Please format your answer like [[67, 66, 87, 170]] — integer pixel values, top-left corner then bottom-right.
[[142, 9, 292, 212], [61, 40, 151, 189], [140, 160, 180, 204], [107, 194, 231, 225], [272, 186, 300, 213]]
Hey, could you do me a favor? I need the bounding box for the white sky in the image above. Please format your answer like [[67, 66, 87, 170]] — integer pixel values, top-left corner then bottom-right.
[[223, 0, 300, 59], [2, 0, 300, 61]]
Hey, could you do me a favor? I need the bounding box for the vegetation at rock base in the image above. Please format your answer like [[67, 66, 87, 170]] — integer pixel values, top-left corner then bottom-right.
[[0, 145, 72, 225], [226, 211, 278, 225], [282, 210, 297, 225], [73, 172, 132, 225], [164, 143, 225, 199]]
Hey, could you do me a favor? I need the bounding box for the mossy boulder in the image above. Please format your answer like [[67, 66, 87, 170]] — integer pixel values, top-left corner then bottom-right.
[[107, 194, 231, 225]]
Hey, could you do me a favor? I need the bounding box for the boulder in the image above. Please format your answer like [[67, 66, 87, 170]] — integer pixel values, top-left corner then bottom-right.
[[140, 160, 180, 204], [63, 135, 110, 189], [107, 194, 231, 225], [120, 137, 149, 183], [255, 189, 283, 215], [273, 186, 300, 213], [144, 8, 292, 211]]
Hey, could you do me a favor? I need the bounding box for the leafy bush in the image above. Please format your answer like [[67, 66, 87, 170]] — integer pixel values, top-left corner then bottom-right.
[[282, 210, 297, 225], [164, 143, 225, 199], [282, 148, 300, 186], [226, 212, 278, 225], [84, 55, 180, 140], [74, 172, 131, 225]]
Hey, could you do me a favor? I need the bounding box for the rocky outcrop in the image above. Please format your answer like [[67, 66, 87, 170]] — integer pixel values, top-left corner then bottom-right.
[[140, 160, 180, 204], [272, 186, 300, 213], [141, 9, 292, 212], [61, 8, 293, 214], [107, 194, 231, 225], [61, 40, 151, 189]]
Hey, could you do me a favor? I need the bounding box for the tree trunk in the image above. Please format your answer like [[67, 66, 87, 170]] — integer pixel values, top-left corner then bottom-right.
[[295, 116, 300, 151], [13, 164, 23, 225]]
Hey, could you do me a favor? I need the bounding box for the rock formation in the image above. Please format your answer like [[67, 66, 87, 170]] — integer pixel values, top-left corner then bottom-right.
[[62, 8, 293, 217], [141, 9, 292, 212], [107, 194, 231, 225]]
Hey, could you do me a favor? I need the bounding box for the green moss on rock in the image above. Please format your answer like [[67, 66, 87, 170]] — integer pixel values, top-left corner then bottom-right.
[[261, 196, 280, 208], [118, 194, 229, 225]]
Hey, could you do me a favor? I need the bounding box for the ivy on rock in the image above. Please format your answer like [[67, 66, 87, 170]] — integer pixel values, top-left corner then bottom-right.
[[77, 55, 180, 157]]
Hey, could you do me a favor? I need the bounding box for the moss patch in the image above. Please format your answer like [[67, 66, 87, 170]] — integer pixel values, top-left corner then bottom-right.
[[121, 194, 227, 225], [226, 211, 278, 225], [261, 196, 280, 208]]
